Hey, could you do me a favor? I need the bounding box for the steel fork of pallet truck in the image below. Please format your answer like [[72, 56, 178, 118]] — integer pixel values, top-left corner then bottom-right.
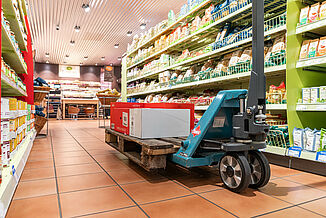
[[171, 0, 271, 193]]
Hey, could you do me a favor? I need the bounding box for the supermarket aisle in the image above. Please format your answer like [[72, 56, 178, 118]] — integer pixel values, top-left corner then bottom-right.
[[6, 120, 326, 217]]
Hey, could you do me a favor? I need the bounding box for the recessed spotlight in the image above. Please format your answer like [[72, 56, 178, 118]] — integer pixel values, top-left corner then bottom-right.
[[118, 57, 122, 61], [45, 52, 49, 58], [74, 25, 81, 32], [82, 3, 90, 12], [110, 63, 113, 66], [127, 31, 132, 36], [95, 63, 98, 66], [84, 56, 88, 60], [101, 57, 105, 61], [114, 44, 119, 48], [63, 61, 67, 64], [56, 25, 59, 30], [80, 62, 83, 65], [140, 23, 146, 30], [70, 40, 75, 46], [65, 55, 69, 59], [46, 60, 49, 64]]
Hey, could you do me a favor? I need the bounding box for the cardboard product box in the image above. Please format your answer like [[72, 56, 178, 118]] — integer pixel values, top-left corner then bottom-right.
[[302, 88, 311, 103], [1, 98, 10, 119], [129, 108, 191, 139], [1, 120, 10, 143], [320, 86, 326, 102], [1, 141, 10, 167], [311, 87, 320, 103]]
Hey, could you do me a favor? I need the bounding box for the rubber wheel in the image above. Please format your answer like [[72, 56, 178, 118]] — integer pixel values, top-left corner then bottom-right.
[[248, 150, 271, 189], [219, 152, 251, 193]]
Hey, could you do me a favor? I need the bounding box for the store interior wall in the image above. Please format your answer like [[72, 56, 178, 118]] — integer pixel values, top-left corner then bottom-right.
[[34, 62, 103, 82]]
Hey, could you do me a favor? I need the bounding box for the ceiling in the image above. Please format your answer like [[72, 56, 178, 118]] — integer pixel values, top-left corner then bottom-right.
[[27, 0, 185, 66]]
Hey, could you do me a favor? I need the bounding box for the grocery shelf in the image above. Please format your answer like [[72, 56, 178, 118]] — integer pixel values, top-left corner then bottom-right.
[[296, 103, 326, 111], [127, 25, 286, 83], [0, 130, 36, 217], [127, 64, 286, 97], [2, 0, 27, 51], [126, 0, 212, 57], [195, 104, 287, 111], [296, 56, 326, 70], [1, 73, 27, 97], [1, 24, 28, 74], [296, 18, 326, 35], [263, 145, 287, 156], [126, 3, 253, 70], [18, 0, 28, 32]]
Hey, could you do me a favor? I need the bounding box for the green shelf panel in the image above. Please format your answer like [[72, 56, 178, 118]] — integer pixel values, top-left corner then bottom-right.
[[1, 73, 27, 97], [1, 24, 28, 74], [2, 0, 27, 51]]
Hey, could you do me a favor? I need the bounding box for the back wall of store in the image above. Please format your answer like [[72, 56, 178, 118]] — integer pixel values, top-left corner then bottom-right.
[[34, 62, 102, 82]]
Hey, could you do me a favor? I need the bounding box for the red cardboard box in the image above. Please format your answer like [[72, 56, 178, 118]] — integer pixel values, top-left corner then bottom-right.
[[110, 102, 195, 135]]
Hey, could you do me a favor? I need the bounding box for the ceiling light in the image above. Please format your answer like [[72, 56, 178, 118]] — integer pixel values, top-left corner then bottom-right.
[[70, 40, 75, 46], [110, 63, 113, 66], [95, 63, 98, 66], [80, 62, 83, 65], [74, 25, 81, 32], [84, 56, 88, 60], [140, 23, 146, 30], [114, 44, 119, 48], [46, 60, 49, 64], [82, 3, 90, 12], [56, 25, 59, 30], [118, 57, 122, 61], [127, 31, 132, 36], [63, 61, 67, 64], [65, 55, 69, 59], [101, 57, 105, 61], [45, 53, 49, 58]]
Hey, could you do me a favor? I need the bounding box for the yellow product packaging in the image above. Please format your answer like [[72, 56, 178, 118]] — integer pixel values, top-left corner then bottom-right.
[[320, 1, 326, 19], [14, 137, 18, 150], [9, 98, 17, 111], [10, 139, 14, 152], [299, 40, 310, 59], [317, 36, 326, 57], [309, 3, 320, 23]]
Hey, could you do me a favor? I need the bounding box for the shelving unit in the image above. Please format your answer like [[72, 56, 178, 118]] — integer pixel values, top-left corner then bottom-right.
[[1, 73, 27, 96], [296, 103, 326, 111]]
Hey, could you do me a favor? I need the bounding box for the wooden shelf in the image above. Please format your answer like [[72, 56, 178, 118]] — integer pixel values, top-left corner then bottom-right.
[[1, 73, 27, 97], [2, 0, 27, 51], [1, 23, 28, 74]]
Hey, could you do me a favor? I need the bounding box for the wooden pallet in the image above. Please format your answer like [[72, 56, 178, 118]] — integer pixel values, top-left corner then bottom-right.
[[105, 128, 184, 171]]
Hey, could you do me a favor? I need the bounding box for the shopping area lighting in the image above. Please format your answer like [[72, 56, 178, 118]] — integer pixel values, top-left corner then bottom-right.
[[70, 40, 75, 46], [114, 44, 119, 48], [95, 63, 98, 66], [65, 55, 70, 59], [118, 57, 122, 61], [101, 57, 105, 61], [46, 60, 49, 64], [84, 56, 88, 60], [74, 25, 81, 32], [127, 31, 132, 36], [82, 4, 90, 12], [140, 23, 146, 30], [80, 62, 83, 65], [45, 52, 49, 58]]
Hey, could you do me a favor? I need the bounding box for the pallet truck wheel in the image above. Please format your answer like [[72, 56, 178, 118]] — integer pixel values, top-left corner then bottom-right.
[[219, 153, 251, 193], [248, 150, 271, 189]]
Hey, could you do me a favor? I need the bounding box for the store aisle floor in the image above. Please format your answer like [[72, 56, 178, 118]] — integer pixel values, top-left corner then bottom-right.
[[6, 120, 326, 218]]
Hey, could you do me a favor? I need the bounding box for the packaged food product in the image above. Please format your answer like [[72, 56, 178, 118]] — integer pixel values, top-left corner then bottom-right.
[[320, 128, 326, 151], [309, 3, 320, 23], [299, 40, 310, 59], [271, 35, 286, 54], [168, 10, 176, 24], [293, 127, 306, 148], [228, 50, 243, 67], [308, 39, 319, 58], [317, 36, 326, 57], [238, 48, 252, 62], [302, 88, 311, 103], [191, 16, 201, 33], [305, 128, 315, 151], [311, 87, 320, 103], [299, 6, 310, 25], [320, 86, 326, 102], [320, 1, 326, 19]]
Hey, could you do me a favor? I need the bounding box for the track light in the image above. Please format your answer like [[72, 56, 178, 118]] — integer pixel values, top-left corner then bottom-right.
[[101, 57, 105, 61], [84, 56, 88, 60], [46, 60, 49, 64], [140, 23, 146, 30], [74, 25, 81, 32], [114, 44, 119, 48], [70, 40, 75, 46], [127, 31, 132, 36], [82, 3, 90, 12], [45, 53, 49, 58], [118, 57, 122, 61]]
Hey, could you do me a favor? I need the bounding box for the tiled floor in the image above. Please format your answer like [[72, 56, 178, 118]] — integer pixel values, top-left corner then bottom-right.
[[6, 120, 326, 218]]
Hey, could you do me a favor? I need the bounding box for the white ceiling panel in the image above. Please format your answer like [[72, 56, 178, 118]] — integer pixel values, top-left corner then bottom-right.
[[27, 0, 185, 66]]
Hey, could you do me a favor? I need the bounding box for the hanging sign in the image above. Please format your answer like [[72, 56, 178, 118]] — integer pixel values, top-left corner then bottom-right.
[[59, 65, 80, 78]]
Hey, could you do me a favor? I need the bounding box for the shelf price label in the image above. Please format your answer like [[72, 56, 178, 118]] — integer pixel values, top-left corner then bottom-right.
[[12, 165, 19, 183], [316, 151, 326, 163], [288, 146, 302, 158]]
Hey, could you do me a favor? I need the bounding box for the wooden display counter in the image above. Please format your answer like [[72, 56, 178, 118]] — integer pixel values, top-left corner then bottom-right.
[[62, 98, 99, 119]]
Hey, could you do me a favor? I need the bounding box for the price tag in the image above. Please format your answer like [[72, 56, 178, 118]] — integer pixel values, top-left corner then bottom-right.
[[316, 105, 326, 111], [12, 165, 19, 183], [316, 151, 326, 163], [288, 146, 302, 158]]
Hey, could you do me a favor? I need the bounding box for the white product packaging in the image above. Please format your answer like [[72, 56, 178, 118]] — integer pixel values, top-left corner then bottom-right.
[[302, 88, 311, 103], [1, 98, 10, 119], [1, 120, 10, 143], [1, 141, 10, 167], [320, 86, 326, 102], [305, 128, 315, 151], [129, 108, 190, 139], [293, 127, 305, 148], [310, 87, 320, 103]]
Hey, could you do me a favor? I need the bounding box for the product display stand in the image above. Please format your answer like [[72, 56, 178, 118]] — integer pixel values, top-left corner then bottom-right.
[[34, 89, 49, 138], [97, 96, 119, 128]]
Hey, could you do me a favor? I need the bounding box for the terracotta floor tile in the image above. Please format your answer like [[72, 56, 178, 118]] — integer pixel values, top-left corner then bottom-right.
[[173, 175, 223, 193], [54, 150, 88, 158], [300, 197, 326, 216], [55, 155, 94, 166], [83, 206, 147, 218], [25, 159, 54, 169], [270, 164, 302, 178], [56, 163, 103, 177], [260, 178, 326, 204], [142, 195, 234, 218], [92, 154, 123, 163], [285, 173, 326, 191], [260, 206, 323, 218], [87, 149, 118, 155], [60, 186, 135, 217], [101, 161, 133, 171], [13, 178, 57, 199], [28, 152, 53, 161], [122, 180, 190, 204], [200, 188, 291, 217], [21, 167, 55, 181], [53, 146, 83, 152], [58, 172, 115, 193], [109, 168, 165, 184], [7, 194, 59, 218]]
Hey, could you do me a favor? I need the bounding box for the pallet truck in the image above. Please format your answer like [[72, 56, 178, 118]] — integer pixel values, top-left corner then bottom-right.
[[170, 0, 271, 192]]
